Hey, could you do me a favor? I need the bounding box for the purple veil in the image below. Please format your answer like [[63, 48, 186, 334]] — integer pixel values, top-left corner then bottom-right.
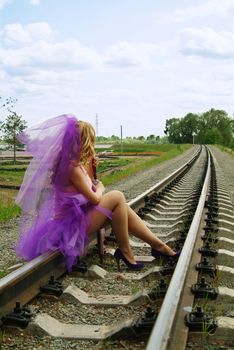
[[15, 114, 88, 270], [16, 114, 81, 211]]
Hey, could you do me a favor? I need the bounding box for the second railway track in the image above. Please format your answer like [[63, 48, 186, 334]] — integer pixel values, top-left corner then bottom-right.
[[0, 145, 233, 350]]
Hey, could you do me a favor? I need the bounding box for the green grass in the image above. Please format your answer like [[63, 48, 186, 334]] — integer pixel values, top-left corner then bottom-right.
[[0, 144, 191, 223], [0, 159, 132, 184], [112, 143, 182, 153], [101, 144, 191, 185], [0, 160, 30, 166], [0, 164, 27, 169], [214, 144, 234, 157], [0, 270, 7, 279], [0, 197, 21, 223], [0, 170, 25, 185], [97, 158, 132, 173]]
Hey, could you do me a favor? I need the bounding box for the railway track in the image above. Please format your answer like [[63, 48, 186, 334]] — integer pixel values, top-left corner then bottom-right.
[[0, 145, 233, 350]]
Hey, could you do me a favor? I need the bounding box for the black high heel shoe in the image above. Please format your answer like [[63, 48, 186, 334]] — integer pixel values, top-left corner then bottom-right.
[[151, 248, 180, 259], [114, 248, 144, 271]]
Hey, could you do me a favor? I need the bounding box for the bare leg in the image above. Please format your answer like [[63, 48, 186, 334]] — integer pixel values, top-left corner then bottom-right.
[[87, 190, 176, 261], [88, 191, 136, 263], [126, 205, 176, 256]]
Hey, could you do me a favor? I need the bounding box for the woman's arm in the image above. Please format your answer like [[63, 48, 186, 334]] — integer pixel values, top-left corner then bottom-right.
[[86, 158, 94, 179], [86, 156, 99, 180], [70, 166, 105, 205]]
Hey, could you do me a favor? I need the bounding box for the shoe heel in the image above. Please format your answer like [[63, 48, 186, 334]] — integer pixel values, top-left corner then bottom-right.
[[114, 248, 144, 271]]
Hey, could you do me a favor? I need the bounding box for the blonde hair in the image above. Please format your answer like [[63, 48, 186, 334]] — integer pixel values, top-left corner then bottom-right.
[[78, 120, 96, 164]]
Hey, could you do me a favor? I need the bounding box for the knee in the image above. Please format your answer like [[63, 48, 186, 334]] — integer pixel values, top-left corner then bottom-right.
[[110, 190, 126, 204]]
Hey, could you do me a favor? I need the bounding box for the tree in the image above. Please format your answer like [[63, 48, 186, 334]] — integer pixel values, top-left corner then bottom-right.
[[110, 135, 120, 141], [204, 128, 223, 144], [155, 136, 160, 143], [137, 136, 145, 141], [1, 112, 27, 163], [164, 118, 182, 143], [198, 108, 232, 146], [180, 113, 200, 143], [164, 108, 234, 147], [146, 134, 155, 143], [160, 136, 169, 144], [0, 97, 18, 139], [96, 136, 108, 142]]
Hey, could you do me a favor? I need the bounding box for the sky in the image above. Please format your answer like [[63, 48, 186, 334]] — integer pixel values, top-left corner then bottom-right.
[[0, 0, 234, 137]]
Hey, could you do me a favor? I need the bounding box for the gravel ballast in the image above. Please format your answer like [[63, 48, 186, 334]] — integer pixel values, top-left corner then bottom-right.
[[0, 145, 233, 350], [0, 146, 198, 272]]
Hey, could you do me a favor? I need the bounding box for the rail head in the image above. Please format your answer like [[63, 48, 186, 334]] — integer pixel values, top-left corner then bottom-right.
[[146, 148, 211, 350], [0, 145, 201, 322], [0, 251, 65, 320], [128, 146, 201, 210]]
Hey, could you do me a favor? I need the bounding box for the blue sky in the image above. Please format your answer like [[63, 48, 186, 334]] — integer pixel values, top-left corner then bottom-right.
[[1, 0, 234, 137]]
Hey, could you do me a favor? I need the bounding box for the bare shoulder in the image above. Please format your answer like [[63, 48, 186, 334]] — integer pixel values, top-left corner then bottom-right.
[[70, 164, 84, 179], [69, 163, 94, 196]]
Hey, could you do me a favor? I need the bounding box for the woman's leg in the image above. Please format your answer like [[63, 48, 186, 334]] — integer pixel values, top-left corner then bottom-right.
[[88, 190, 136, 263], [126, 205, 176, 256], [88, 190, 176, 260]]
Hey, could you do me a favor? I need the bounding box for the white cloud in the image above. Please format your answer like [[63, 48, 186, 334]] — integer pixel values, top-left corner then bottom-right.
[[0, 40, 102, 74], [104, 41, 162, 68], [0, 0, 11, 9], [156, 0, 234, 23], [0, 0, 40, 10], [0, 22, 170, 79], [96, 88, 138, 103], [179, 27, 234, 59], [30, 0, 40, 5], [214, 63, 234, 81], [0, 22, 56, 48], [0, 22, 103, 75], [1, 21, 233, 131]]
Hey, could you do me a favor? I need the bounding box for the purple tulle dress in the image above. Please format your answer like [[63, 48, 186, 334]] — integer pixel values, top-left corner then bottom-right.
[[15, 114, 112, 271]]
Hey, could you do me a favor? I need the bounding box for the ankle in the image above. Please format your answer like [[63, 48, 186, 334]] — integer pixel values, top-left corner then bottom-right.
[[120, 248, 134, 259], [117, 247, 135, 263], [152, 242, 165, 250]]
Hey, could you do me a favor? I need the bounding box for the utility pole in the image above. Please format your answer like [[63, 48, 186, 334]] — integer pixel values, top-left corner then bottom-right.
[[192, 132, 196, 146], [95, 114, 99, 137], [120, 125, 123, 153]]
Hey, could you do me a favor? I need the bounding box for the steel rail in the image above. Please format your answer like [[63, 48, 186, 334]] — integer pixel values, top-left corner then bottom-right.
[[146, 148, 211, 350], [128, 146, 201, 210], [0, 146, 201, 323], [0, 251, 65, 321]]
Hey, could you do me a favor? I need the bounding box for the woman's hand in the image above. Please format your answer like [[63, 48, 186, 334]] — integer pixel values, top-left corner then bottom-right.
[[70, 166, 104, 205], [92, 155, 99, 168], [97, 180, 105, 193], [86, 155, 99, 180]]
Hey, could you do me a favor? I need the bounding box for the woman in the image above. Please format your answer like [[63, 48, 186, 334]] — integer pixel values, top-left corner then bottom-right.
[[15, 114, 178, 272]]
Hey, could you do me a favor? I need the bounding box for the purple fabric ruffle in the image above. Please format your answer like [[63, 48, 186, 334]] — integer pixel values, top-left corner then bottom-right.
[[15, 114, 112, 272], [15, 190, 112, 271]]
